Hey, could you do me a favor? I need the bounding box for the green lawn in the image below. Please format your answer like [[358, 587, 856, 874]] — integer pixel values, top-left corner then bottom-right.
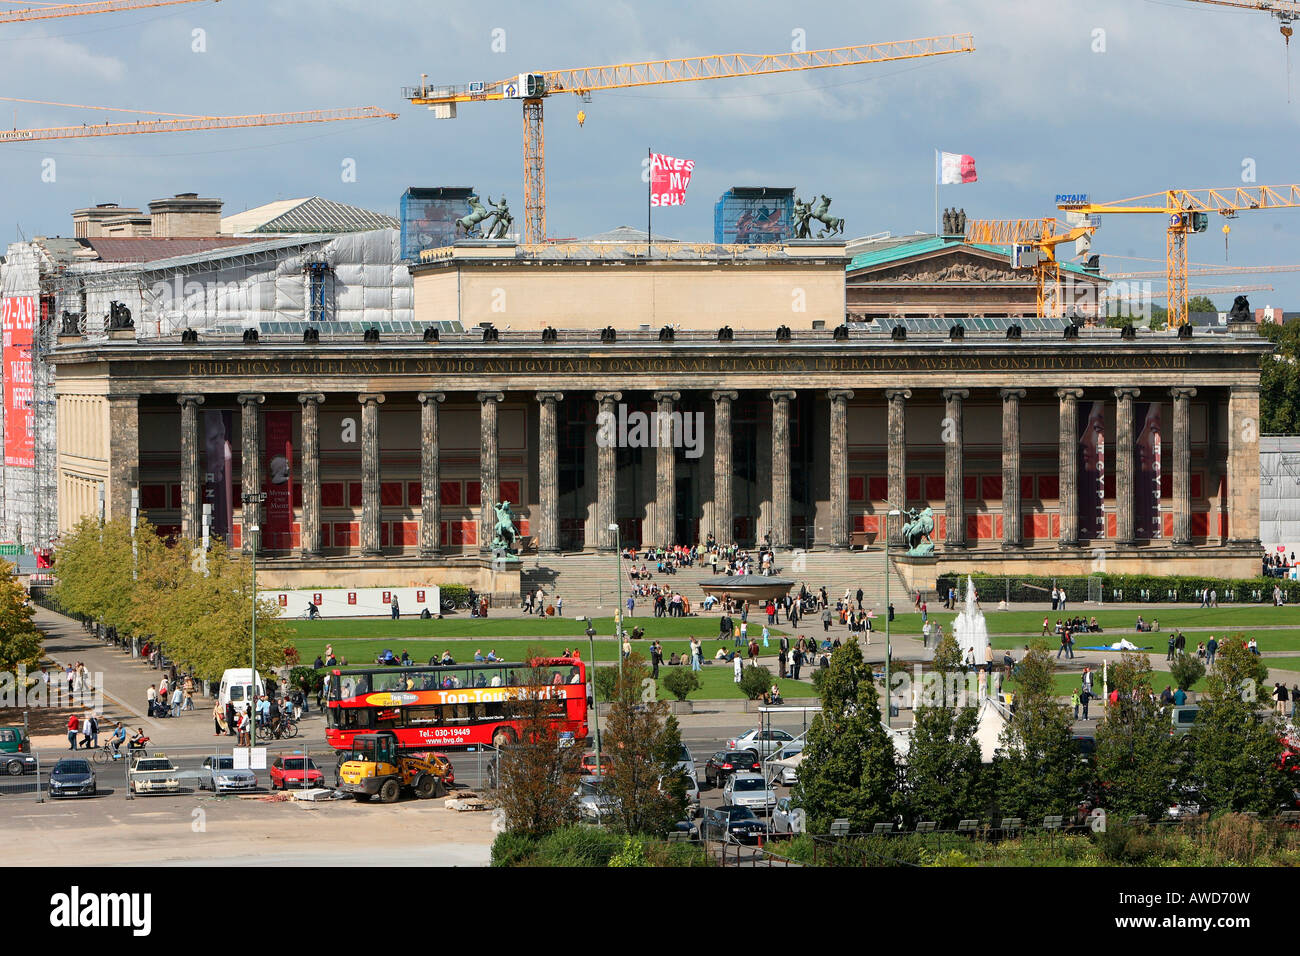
[[1004, 669, 1211, 700], [292, 634, 817, 701], [282, 615, 783, 642], [887, 605, 1300, 637]]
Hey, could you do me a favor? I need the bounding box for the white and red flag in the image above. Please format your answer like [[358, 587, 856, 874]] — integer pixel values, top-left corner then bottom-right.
[[936, 150, 978, 184], [650, 152, 695, 206]]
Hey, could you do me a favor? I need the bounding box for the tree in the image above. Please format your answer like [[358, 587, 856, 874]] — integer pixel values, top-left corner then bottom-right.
[[903, 632, 987, 826], [662, 667, 699, 702], [496, 650, 581, 836], [601, 652, 687, 835], [1169, 653, 1206, 693], [1186, 295, 1219, 315], [51, 516, 137, 627], [1187, 637, 1290, 813], [0, 558, 41, 678], [995, 641, 1088, 820], [1093, 653, 1184, 820], [739, 664, 773, 701], [1259, 319, 1300, 433], [792, 640, 899, 833]]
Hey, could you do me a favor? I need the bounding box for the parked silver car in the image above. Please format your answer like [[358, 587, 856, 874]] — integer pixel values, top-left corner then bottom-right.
[[772, 796, 805, 834], [727, 728, 796, 758], [770, 743, 804, 786], [200, 755, 258, 793], [723, 772, 777, 810], [574, 775, 618, 823]]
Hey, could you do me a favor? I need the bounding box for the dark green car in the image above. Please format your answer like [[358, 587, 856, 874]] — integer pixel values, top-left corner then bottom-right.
[[0, 726, 36, 776]]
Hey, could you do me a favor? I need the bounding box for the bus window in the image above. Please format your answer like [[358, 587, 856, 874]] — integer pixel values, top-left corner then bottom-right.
[[340, 709, 374, 730], [405, 706, 442, 727]]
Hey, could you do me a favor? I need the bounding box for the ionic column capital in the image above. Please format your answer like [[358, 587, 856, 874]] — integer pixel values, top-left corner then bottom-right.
[[535, 391, 564, 404], [711, 390, 739, 403], [1169, 386, 1198, 401], [827, 389, 854, 403], [999, 388, 1027, 401], [297, 392, 325, 406], [1056, 388, 1084, 401], [236, 392, 265, 407], [941, 388, 969, 402], [1114, 387, 1140, 401], [594, 391, 622, 405], [177, 394, 205, 408], [357, 393, 386, 406], [417, 391, 445, 406], [653, 390, 681, 404], [477, 391, 504, 404], [885, 388, 912, 403]]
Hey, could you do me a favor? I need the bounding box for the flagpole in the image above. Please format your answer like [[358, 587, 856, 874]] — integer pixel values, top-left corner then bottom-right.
[[647, 146, 652, 259], [933, 148, 940, 236]]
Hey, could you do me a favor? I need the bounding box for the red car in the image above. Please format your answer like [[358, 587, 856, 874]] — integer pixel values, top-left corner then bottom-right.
[[269, 754, 325, 790]]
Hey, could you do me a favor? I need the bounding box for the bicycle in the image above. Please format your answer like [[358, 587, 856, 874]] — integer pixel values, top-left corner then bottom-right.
[[90, 741, 129, 765]]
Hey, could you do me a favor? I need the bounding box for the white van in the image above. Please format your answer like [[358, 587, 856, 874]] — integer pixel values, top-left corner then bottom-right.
[[218, 668, 266, 713]]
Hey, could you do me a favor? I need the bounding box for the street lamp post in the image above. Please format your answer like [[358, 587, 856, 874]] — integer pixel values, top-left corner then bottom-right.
[[884, 509, 901, 728], [242, 491, 267, 747], [584, 617, 601, 776], [610, 523, 623, 684]]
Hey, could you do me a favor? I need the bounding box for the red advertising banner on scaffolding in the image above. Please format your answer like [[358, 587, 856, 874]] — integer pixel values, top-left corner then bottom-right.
[[650, 153, 694, 207], [2, 296, 35, 469], [264, 410, 294, 551]]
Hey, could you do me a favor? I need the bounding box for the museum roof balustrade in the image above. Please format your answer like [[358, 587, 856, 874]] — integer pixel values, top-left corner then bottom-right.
[[56, 318, 1264, 348], [415, 238, 847, 265]]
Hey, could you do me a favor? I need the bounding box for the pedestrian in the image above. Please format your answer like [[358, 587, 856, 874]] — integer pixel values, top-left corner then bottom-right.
[[1051, 586, 1059, 611], [556, 595, 564, 617], [922, 620, 932, 648], [1059, 590, 1067, 613], [650, 641, 661, 679], [1277, 682, 1289, 716], [390, 593, 400, 619], [748, 638, 759, 664], [212, 699, 225, 736], [169, 686, 182, 718], [778, 647, 788, 679], [1206, 635, 1218, 667], [1166, 634, 1176, 662], [856, 587, 864, 611], [225, 700, 236, 737], [183, 675, 195, 711], [762, 624, 770, 649], [626, 595, 635, 618], [1071, 687, 1080, 720], [1080, 688, 1091, 720], [66, 713, 79, 750], [792, 644, 804, 681], [621, 635, 631, 661], [691, 637, 702, 672], [733, 654, 743, 685], [821, 606, 831, 632], [146, 683, 157, 714]]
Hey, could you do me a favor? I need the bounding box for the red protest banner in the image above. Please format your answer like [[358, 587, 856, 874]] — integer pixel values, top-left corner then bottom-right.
[[650, 153, 694, 207]]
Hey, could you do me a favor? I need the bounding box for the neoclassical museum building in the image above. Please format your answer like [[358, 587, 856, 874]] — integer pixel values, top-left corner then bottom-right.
[[49, 237, 1268, 593]]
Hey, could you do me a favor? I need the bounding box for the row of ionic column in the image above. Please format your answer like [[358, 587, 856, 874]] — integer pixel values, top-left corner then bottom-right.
[[173, 384, 1213, 557]]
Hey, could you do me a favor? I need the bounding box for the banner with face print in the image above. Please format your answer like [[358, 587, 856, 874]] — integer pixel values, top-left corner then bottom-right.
[[1078, 400, 1105, 540], [1135, 402, 1162, 539], [203, 410, 233, 541], [264, 410, 294, 550]]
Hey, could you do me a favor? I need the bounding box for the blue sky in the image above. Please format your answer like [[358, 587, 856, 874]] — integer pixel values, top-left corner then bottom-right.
[[3, 0, 1299, 307]]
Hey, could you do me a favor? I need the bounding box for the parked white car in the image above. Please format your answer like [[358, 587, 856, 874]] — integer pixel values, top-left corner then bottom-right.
[[682, 772, 700, 809], [723, 772, 777, 811], [129, 754, 181, 794], [727, 728, 795, 758]]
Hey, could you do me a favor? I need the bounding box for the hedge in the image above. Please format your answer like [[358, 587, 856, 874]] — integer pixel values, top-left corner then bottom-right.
[[936, 572, 1300, 605]]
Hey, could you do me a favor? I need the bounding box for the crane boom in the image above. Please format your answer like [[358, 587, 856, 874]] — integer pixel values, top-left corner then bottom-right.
[[1179, 0, 1299, 21], [1106, 263, 1300, 278], [406, 34, 976, 243], [0, 106, 398, 142], [0, 0, 212, 23], [964, 218, 1096, 317]]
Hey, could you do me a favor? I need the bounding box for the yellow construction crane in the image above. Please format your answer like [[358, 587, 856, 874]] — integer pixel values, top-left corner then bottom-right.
[[1180, 1, 1299, 43], [964, 217, 1096, 318], [0, 0, 213, 23], [1103, 261, 1300, 279], [0, 103, 398, 142], [1059, 186, 1300, 327], [405, 35, 976, 243]]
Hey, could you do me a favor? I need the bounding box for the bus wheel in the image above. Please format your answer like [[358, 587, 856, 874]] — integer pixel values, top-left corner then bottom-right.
[[378, 779, 401, 804], [492, 728, 517, 749]]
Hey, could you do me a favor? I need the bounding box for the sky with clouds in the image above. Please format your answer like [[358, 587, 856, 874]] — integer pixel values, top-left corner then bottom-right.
[[2, 0, 1299, 306]]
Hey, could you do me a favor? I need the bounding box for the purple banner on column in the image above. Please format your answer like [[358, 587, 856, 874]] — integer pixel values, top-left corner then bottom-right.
[[1078, 400, 1105, 540], [1135, 402, 1162, 539], [203, 410, 233, 541]]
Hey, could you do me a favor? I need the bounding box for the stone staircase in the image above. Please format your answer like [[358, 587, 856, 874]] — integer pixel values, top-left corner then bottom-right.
[[517, 548, 910, 616]]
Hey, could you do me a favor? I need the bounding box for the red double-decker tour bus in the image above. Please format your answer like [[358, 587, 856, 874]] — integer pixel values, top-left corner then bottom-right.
[[325, 657, 589, 751]]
